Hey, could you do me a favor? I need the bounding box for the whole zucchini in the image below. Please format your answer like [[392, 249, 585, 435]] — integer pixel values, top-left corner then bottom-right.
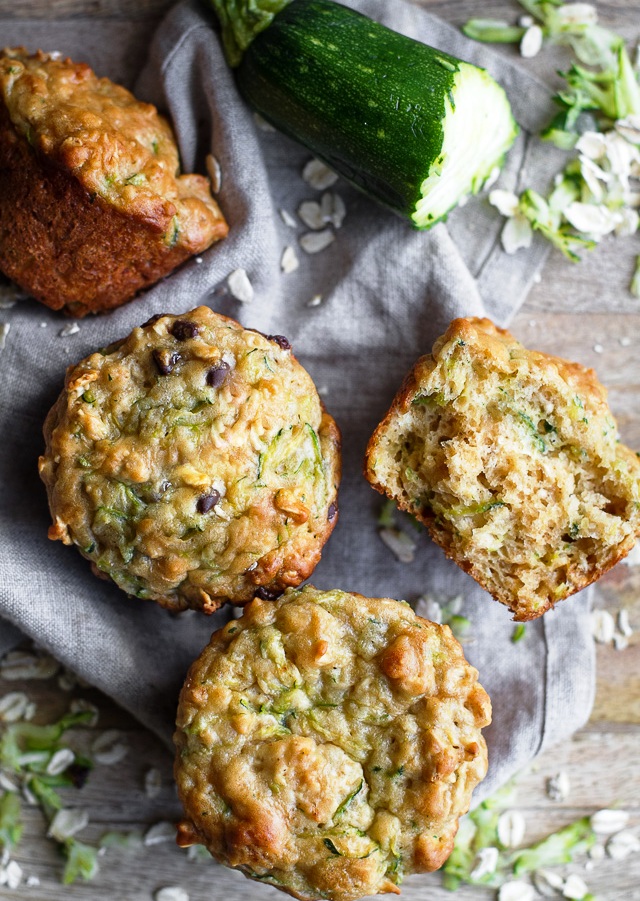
[[209, 0, 518, 228]]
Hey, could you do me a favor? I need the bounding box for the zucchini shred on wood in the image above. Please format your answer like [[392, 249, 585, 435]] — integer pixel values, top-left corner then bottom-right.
[[208, 0, 518, 226]]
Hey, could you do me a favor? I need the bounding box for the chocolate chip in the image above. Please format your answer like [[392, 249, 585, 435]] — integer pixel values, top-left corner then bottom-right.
[[170, 319, 200, 341], [328, 502, 338, 521], [153, 349, 181, 375], [267, 334, 291, 350], [196, 490, 221, 514], [142, 312, 169, 328], [255, 586, 283, 601], [206, 361, 230, 388]]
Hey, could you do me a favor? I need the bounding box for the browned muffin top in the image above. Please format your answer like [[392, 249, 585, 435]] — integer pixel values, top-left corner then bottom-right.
[[175, 586, 491, 901], [0, 48, 223, 251]]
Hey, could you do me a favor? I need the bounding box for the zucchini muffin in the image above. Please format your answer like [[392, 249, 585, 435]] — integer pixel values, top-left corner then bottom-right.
[[175, 586, 491, 901], [365, 317, 640, 621], [39, 307, 340, 611], [0, 48, 227, 316]]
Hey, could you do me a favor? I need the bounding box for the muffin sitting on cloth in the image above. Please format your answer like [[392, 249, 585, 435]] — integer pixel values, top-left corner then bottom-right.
[[365, 317, 640, 621], [0, 48, 227, 316], [174, 586, 491, 901], [39, 307, 341, 611]]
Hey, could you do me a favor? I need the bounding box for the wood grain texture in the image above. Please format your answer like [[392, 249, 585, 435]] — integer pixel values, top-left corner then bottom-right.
[[1, 0, 640, 898]]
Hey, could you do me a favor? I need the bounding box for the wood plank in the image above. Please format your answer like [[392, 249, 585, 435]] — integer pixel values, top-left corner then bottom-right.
[[0, 0, 173, 18]]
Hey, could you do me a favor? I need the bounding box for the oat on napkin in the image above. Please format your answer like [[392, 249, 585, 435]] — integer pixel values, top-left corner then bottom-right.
[[0, 0, 594, 802]]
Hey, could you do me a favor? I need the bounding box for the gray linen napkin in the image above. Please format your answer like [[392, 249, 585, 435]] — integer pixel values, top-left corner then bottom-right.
[[0, 0, 594, 804]]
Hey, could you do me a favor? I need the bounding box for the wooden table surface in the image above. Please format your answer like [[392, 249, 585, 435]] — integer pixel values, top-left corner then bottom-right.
[[1, 0, 639, 899]]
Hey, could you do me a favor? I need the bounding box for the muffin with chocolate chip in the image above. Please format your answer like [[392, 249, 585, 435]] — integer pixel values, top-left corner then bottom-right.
[[39, 307, 341, 612], [174, 585, 491, 901], [0, 48, 227, 316]]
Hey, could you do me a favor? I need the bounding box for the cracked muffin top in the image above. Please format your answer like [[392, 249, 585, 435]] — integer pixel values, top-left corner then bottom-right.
[[174, 585, 491, 901], [39, 307, 340, 611]]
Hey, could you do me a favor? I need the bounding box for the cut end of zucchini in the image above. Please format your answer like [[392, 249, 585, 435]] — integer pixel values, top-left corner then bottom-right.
[[412, 64, 518, 229]]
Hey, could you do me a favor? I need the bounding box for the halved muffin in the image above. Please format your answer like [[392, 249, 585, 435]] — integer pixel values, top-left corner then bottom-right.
[[0, 48, 227, 316], [366, 317, 640, 620]]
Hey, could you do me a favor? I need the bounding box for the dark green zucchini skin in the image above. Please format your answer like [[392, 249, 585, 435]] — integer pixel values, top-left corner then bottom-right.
[[235, 0, 460, 218]]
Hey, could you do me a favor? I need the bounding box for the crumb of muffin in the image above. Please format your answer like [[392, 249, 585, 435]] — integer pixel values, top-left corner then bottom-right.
[[174, 586, 491, 901], [0, 48, 227, 316], [365, 317, 640, 621], [38, 307, 341, 612]]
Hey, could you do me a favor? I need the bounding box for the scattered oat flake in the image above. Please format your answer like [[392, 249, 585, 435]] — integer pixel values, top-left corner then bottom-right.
[[564, 202, 617, 236], [0, 322, 10, 352], [615, 115, 640, 145], [302, 158, 339, 190], [498, 810, 526, 848], [483, 165, 501, 191], [227, 268, 254, 303], [520, 24, 543, 58], [606, 830, 640, 859], [593, 343, 603, 353], [5, 860, 22, 889], [281, 245, 299, 274], [299, 229, 335, 254], [547, 771, 571, 802], [501, 215, 533, 254], [489, 189, 520, 217], [0, 692, 30, 723], [205, 153, 222, 193], [0, 773, 18, 793], [320, 192, 346, 228], [145, 821, 177, 846], [59, 322, 80, 337], [26, 875, 40, 887], [618, 609, 633, 637], [298, 200, 325, 230], [563, 873, 590, 899], [155, 888, 189, 901], [620, 336, 632, 347], [279, 208, 297, 228], [69, 698, 99, 727], [499, 881, 536, 901], [533, 868, 566, 896], [0, 650, 59, 681], [378, 527, 416, 564], [307, 294, 323, 307], [590, 608, 615, 644], [590, 808, 630, 834], [576, 131, 607, 161], [253, 112, 275, 132], [47, 748, 75, 776], [613, 632, 629, 651], [469, 846, 499, 880], [416, 595, 444, 624], [21, 783, 38, 806], [92, 729, 129, 765], [614, 208, 639, 237], [145, 767, 162, 799], [48, 808, 89, 841]]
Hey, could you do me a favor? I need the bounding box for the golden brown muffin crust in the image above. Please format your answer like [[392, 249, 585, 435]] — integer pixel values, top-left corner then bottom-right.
[[0, 49, 227, 315], [174, 586, 491, 901], [365, 317, 640, 620], [39, 307, 341, 611]]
